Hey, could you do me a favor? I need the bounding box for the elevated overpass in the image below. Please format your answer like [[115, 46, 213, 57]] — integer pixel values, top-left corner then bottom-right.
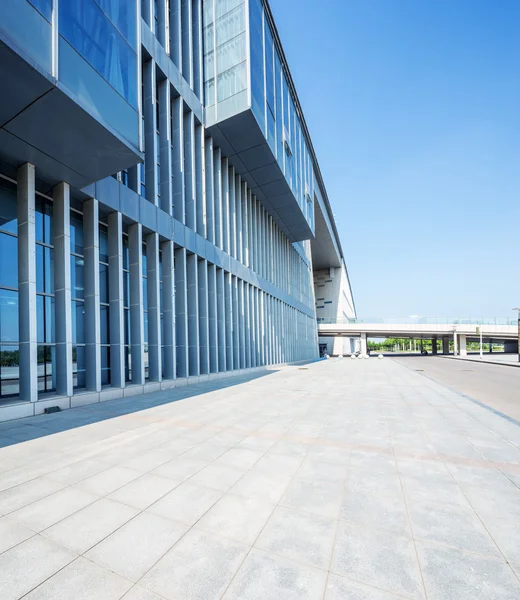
[[317, 318, 518, 356]]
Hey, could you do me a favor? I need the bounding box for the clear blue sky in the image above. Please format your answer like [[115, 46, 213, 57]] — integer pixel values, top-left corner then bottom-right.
[[271, 0, 520, 319]]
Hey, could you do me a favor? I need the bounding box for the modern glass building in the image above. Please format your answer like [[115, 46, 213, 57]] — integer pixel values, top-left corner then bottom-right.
[[0, 0, 355, 421]]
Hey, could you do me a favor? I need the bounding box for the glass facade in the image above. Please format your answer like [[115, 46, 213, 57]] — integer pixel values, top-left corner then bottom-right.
[[59, 0, 138, 108], [70, 210, 86, 389]]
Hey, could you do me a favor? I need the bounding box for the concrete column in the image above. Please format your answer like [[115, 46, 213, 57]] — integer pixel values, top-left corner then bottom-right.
[[53, 182, 73, 397], [187, 253, 199, 376], [208, 263, 218, 373], [453, 331, 458, 356], [213, 147, 222, 248], [442, 336, 450, 354], [184, 112, 196, 230], [459, 334, 467, 357], [156, 0, 167, 47], [172, 96, 185, 222], [229, 168, 236, 258], [175, 248, 188, 377], [238, 279, 245, 368], [192, 0, 203, 98], [235, 174, 242, 264], [146, 233, 162, 382], [198, 258, 209, 375], [245, 188, 251, 268], [432, 338, 438, 355], [181, 0, 193, 86], [108, 212, 125, 389], [159, 79, 173, 215], [161, 240, 176, 380], [143, 59, 158, 205], [195, 124, 206, 236], [224, 271, 233, 371], [221, 157, 229, 254], [245, 283, 251, 368], [489, 339, 493, 353], [83, 198, 101, 391], [216, 268, 226, 371], [129, 223, 145, 385], [360, 333, 368, 356], [17, 164, 37, 402], [232, 276, 239, 369], [205, 137, 215, 244], [170, 0, 182, 68]]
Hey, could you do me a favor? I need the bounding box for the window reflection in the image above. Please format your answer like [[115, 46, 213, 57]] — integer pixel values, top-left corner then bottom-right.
[[59, 0, 137, 108]]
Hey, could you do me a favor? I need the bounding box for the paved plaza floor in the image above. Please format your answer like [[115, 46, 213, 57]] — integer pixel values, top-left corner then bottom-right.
[[1, 358, 520, 600]]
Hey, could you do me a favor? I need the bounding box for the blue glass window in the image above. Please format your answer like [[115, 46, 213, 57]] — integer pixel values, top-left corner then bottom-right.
[[0, 290, 19, 343], [0, 181, 18, 234], [94, 0, 137, 48], [59, 0, 137, 108], [0, 233, 18, 289], [28, 0, 52, 21]]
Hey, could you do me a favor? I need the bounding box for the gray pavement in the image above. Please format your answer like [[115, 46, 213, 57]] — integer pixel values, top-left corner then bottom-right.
[[394, 355, 520, 422], [1, 358, 520, 600]]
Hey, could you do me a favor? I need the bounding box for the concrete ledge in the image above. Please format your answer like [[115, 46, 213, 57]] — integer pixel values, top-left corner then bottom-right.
[[100, 388, 124, 403], [440, 355, 520, 368], [34, 396, 71, 415], [70, 391, 100, 408], [144, 382, 161, 394], [123, 385, 145, 398], [0, 402, 34, 422], [160, 379, 176, 390], [175, 378, 188, 387]]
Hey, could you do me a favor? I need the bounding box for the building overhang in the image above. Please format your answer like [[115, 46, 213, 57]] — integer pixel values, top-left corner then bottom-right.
[[0, 37, 142, 189], [207, 109, 314, 243]]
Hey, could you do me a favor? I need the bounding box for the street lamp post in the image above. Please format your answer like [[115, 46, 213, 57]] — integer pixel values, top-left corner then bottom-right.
[[513, 308, 520, 363]]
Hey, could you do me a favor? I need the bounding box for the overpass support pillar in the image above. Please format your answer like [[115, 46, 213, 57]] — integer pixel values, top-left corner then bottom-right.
[[489, 339, 493, 353], [453, 331, 458, 356], [459, 334, 467, 356], [360, 333, 367, 356], [442, 337, 450, 355], [432, 338, 438, 355]]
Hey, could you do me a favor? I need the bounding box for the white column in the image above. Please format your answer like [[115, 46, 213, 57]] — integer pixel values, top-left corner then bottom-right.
[[161, 240, 176, 380], [224, 271, 233, 371], [108, 212, 125, 389], [232, 276, 239, 369], [235, 174, 242, 264], [245, 283, 251, 368], [129, 223, 145, 385], [459, 334, 467, 357], [198, 258, 209, 375], [360, 333, 368, 356], [53, 182, 73, 397], [175, 248, 188, 377], [216, 268, 226, 372], [238, 279, 245, 368], [159, 79, 173, 215], [172, 96, 185, 222], [229, 167, 236, 258], [187, 253, 199, 376], [208, 263, 218, 373], [213, 148, 222, 248], [195, 123, 206, 236], [453, 331, 458, 356], [84, 198, 101, 391], [17, 164, 38, 402], [143, 59, 158, 205], [146, 232, 162, 382], [184, 112, 196, 230], [205, 137, 215, 244]]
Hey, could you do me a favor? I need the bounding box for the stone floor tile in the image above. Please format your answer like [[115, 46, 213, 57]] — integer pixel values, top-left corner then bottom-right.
[[122, 585, 165, 600], [280, 478, 343, 518], [222, 548, 328, 600], [215, 447, 264, 470], [331, 521, 424, 598], [0, 516, 35, 553], [0, 535, 77, 600], [297, 458, 348, 486], [417, 541, 520, 600], [196, 492, 275, 545], [0, 476, 65, 514], [23, 556, 132, 600], [147, 481, 222, 526], [409, 500, 501, 557], [255, 505, 336, 569], [76, 466, 143, 496], [140, 529, 248, 600], [108, 473, 179, 510], [47, 457, 112, 485], [189, 462, 246, 492], [121, 449, 175, 472], [44, 498, 139, 554], [325, 573, 416, 600], [152, 456, 208, 481], [85, 512, 188, 581], [10, 483, 99, 531]]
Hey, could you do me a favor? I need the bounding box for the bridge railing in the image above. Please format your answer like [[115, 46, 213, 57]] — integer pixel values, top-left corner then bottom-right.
[[317, 317, 518, 326]]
